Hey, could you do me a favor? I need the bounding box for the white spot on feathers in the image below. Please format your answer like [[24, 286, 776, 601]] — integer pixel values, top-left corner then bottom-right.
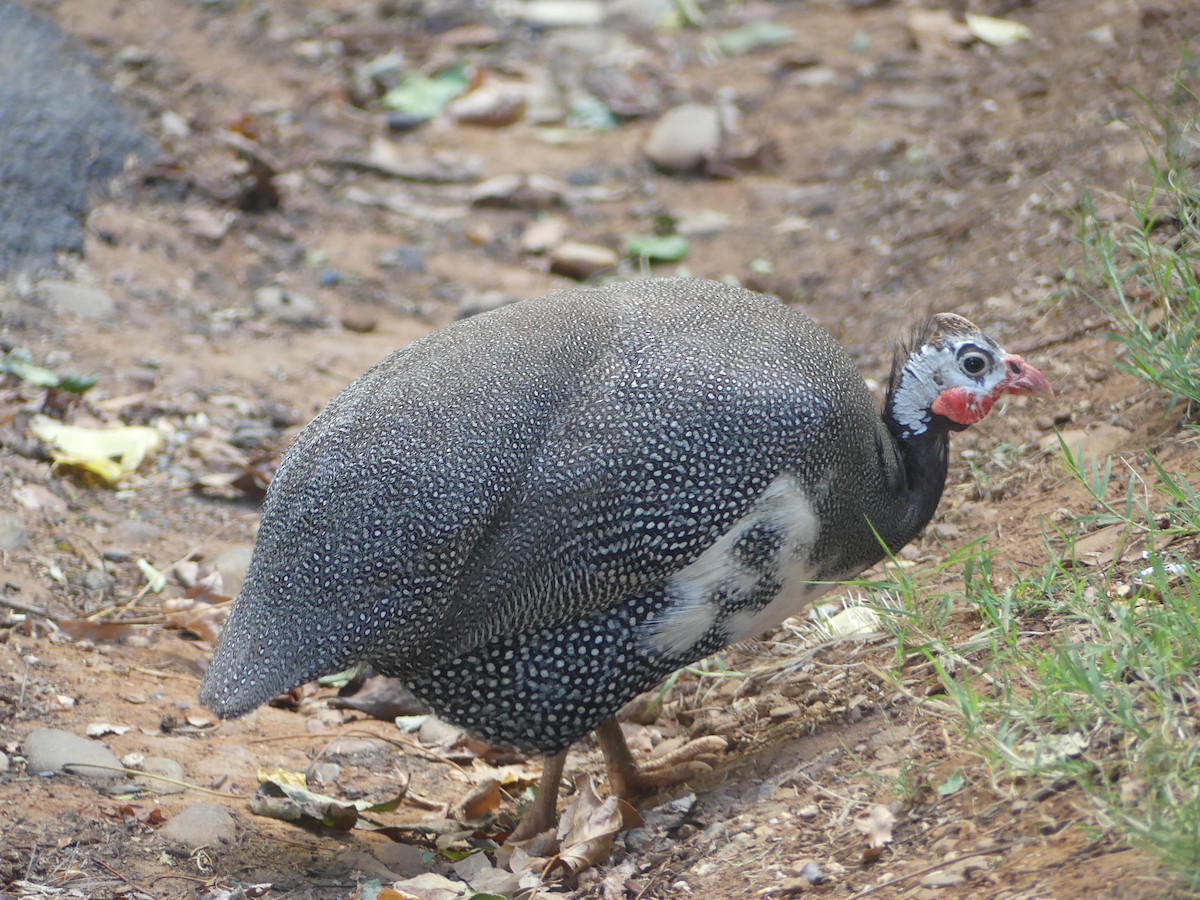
[[644, 474, 821, 656]]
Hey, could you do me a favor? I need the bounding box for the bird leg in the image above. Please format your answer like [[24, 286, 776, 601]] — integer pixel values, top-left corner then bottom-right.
[[594, 717, 719, 799], [508, 749, 567, 842]]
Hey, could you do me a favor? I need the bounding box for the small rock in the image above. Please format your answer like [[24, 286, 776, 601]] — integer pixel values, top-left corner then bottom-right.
[[1039, 424, 1132, 459], [253, 286, 321, 325], [932, 523, 960, 541], [82, 569, 116, 593], [12, 484, 68, 521], [104, 519, 163, 551], [0, 751, 9, 774], [377, 245, 426, 272], [549, 241, 618, 279], [135, 756, 187, 794], [22, 728, 123, 781], [517, 0, 606, 27], [643, 104, 721, 174], [307, 761, 341, 787], [160, 802, 236, 851], [209, 546, 254, 599], [520, 216, 569, 254], [448, 83, 527, 126], [372, 841, 427, 877], [0, 512, 28, 551], [920, 868, 965, 888], [788, 66, 838, 88], [36, 281, 117, 321], [340, 307, 379, 333]]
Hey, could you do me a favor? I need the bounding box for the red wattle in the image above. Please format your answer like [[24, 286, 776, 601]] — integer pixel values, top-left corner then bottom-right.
[[932, 387, 994, 425]]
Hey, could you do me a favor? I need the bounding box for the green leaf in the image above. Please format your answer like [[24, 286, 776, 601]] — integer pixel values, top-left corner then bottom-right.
[[936, 770, 965, 797], [2, 349, 97, 393], [624, 234, 690, 262], [382, 63, 470, 120], [717, 21, 795, 56]]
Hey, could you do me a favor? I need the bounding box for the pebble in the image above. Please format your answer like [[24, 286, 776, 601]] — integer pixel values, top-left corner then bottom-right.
[[22, 728, 123, 781], [306, 761, 341, 787], [159, 802, 237, 851], [549, 241, 618, 279], [517, 1, 606, 28], [1039, 424, 1132, 459], [0, 751, 9, 774], [643, 104, 721, 174], [104, 519, 163, 551], [0, 512, 28, 551], [377, 245, 426, 272], [209, 545, 254, 598], [35, 281, 117, 321], [82, 569, 116, 593], [253, 286, 321, 325], [135, 756, 187, 794], [520, 215, 568, 254]]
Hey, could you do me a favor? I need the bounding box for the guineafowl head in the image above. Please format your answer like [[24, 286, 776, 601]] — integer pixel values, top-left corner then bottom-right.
[[885, 313, 1052, 442]]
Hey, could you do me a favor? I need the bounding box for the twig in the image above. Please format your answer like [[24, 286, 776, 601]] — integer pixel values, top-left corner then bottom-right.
[[93, 857, 165, 900], [63, 763, 243, 798], [851, 843, 1012, 897], [1014, 317, 1111, 355], [0, 595, 55, 619]]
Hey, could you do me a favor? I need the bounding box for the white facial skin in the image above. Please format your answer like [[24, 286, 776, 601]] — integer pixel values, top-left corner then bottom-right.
[[890, 337, 1015, 440]]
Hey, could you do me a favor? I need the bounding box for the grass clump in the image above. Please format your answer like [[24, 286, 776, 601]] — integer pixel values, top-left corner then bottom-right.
[[874, 73, 1200, 888]]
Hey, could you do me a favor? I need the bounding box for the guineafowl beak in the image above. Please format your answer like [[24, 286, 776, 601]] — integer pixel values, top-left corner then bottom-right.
[[999, 354, 1052, 399]]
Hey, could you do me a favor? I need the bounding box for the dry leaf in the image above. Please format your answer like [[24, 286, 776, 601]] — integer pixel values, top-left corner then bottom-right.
[[30, 415, 162, 485], [965, 13, 1032, 46], [855, 804, 895, 849], [453, 777, 502, 821], [55, 619, 143, 642], [551, 777, 624, 875]]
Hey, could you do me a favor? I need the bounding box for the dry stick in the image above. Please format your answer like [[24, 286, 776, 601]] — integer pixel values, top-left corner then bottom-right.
[[62, 763, 243, 798], [1014, 317, 1111, 355], [93, 857, 165, 900], [245, 725, 475, 782], [850, 843, 1013, 898], [0, 595, 54, 619]]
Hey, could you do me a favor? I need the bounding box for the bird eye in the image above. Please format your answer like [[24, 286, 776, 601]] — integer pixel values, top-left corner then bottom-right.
[[961, 353, 988, 375]]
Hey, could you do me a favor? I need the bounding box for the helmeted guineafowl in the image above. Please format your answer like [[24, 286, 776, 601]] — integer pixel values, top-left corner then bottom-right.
[[199, 277, 1050, 837]]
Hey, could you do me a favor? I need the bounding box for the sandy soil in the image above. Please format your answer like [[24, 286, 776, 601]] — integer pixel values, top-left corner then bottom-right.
[[2, 1, 1198, 897]]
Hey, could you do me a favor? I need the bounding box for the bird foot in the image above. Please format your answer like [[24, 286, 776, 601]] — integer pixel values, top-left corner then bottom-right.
[[507, 750, 567, 843], [598, 720, 727, 799]]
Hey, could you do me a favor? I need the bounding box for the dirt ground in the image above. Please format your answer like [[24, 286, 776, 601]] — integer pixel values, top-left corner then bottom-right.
[[2, 0, 1198, 898]]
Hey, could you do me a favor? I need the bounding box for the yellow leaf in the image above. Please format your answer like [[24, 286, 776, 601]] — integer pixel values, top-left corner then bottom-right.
[[257, 767, 308, 788], [30, 416, 162, 485], [965, 13, 1031, 46]]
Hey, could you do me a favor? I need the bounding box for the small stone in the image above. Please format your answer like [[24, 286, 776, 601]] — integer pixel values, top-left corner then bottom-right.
[[549, 241, 618, 280], [520, 216, 568, 254], [104, 519, 162, 551], [1039, 424, 1131, 459], [0, 751, 9, 773], [36, 281, 117, 321], [644, 104, 721, 174], [0, 512, 28, 551], [517, 1, 606, 27], [82, 569, 116, 593], [160, 802, 237, 851], [307, 761, 341, 787], [341, 307, 379, 333], [22, 728, 123, 781], [920, 869, 965, 888], [377, 245, 426, 272], [253, 286, 321, 325], [135, 756, 187, 794], [209, 546, 254, 599]]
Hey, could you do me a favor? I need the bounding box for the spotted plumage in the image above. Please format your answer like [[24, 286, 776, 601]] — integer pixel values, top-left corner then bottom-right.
[[200, 277, 1049, 820]]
